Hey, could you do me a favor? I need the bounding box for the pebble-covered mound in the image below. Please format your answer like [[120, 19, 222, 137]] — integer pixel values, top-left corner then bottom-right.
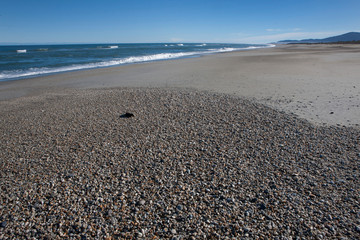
[[0, 88, 359, 239]]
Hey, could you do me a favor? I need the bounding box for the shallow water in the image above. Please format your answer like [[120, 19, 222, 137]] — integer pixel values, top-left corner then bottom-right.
[[0, 43, 271, 81]]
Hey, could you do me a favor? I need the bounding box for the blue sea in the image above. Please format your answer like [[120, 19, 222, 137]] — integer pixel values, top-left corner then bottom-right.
[[0, 43, 272, 81]]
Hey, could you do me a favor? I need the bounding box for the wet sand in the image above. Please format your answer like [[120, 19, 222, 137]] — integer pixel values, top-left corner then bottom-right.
[[1, 44, 360, 128], [1, 45, 360, 238]]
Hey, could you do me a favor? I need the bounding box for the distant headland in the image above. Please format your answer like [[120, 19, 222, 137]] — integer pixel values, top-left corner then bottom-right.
[[278, 32, 360, 44]]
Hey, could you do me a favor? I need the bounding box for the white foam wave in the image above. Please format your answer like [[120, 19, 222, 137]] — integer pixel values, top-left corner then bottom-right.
[[207, 47, 239, 53], [177, 44, 184, 46], [97, 45, 119, 49], [0, 45, 273, 81], [0, 52, 200, 80], [16, 49, 27, 53], [245, 44, 276, 50]]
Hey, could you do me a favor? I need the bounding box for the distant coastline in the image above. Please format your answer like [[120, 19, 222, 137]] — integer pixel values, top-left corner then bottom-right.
[[287, 40, 360, 45], [278, 31, 360, 44]]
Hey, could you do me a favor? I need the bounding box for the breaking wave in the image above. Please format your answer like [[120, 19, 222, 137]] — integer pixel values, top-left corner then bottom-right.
[[0, 44, 274, 81]]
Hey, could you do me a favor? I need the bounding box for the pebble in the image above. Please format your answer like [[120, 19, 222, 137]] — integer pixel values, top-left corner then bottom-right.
[[0, 88, 359, 239], [0, 221, 6, 228]]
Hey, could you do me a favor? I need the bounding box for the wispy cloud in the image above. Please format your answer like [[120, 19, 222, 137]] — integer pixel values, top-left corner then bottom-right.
[[266, 28, 301, 33], [266, 29, 282, 32]]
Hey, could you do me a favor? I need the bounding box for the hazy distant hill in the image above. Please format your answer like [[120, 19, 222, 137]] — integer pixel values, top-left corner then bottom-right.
[[278, 32, 360, 44]]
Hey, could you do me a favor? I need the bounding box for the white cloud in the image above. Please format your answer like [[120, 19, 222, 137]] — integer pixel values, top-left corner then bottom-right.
[[266, 29, 282, 32], [266, 28, 301, 33]]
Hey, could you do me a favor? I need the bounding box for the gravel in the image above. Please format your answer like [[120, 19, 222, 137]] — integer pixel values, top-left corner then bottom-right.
[[1, 88, 359, 239]]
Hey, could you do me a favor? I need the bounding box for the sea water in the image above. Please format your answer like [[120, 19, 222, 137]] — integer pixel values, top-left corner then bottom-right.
[[0, 43, 273, 81]]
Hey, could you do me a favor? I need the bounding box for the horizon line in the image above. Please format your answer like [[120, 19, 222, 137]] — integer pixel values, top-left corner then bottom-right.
[[0, 41, 266, 46]]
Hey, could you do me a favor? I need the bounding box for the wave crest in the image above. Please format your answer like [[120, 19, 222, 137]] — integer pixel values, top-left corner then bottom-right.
[[0, 44, 273, 81]]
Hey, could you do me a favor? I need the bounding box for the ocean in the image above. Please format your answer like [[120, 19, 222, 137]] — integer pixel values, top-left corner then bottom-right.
[[0, 43, 272, 81]]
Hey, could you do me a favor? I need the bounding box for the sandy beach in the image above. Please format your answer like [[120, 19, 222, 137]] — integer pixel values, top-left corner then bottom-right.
[[1, 45, 360, 239], [1, 44, 360, 128]]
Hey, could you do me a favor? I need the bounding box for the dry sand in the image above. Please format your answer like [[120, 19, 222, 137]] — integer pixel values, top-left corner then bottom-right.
[[1, 45, 360, 239], [1, 44, 360, 128]]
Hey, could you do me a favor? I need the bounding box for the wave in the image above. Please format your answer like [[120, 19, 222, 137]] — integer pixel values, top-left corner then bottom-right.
[[245, 44, 275, 50], [16, 49, 27, 53], [0, 44, 273, 81], [0, 52, 201, 80], [209, 47, 237, 52], [96, 45, 119, 49]]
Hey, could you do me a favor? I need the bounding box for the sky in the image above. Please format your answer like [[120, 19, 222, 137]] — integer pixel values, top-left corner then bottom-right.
[[1, 0, 360, 44]]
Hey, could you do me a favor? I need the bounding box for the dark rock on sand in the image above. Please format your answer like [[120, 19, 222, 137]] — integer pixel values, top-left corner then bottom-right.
[[120, 112, 134, 118]]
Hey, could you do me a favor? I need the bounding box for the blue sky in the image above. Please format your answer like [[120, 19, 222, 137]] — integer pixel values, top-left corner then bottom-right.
[[1, 0, 359, 44]]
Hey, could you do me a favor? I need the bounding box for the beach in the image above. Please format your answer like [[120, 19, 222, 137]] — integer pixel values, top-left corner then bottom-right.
[[1, 44, 360, 127], [1, 45, 360, 239]]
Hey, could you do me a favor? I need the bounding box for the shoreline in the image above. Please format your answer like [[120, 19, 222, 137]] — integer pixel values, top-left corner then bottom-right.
[[1, 45, 360, 238], [1, 44, 360, 128], [0, 43, 273, 83]]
